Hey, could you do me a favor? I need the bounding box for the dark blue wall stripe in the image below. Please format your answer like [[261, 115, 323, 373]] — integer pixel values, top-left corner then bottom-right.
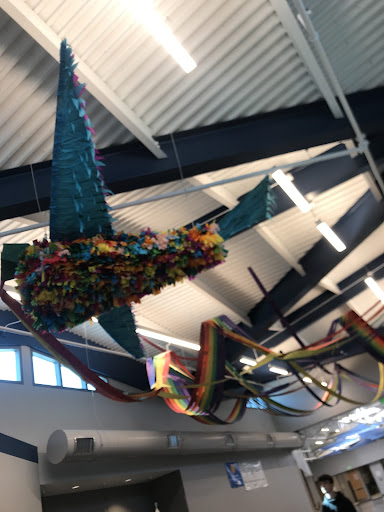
[[0, 432, 38, 463]]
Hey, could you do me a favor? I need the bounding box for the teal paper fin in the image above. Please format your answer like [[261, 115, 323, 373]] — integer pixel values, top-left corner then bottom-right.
[[50, 40, 113, 242], [1, 244, 30, 282], [98, 305, 144, 359], [218, 176, 275, 240]]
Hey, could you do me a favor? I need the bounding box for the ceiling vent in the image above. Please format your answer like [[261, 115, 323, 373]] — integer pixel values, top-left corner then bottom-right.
[[74, 437, 95, 456]]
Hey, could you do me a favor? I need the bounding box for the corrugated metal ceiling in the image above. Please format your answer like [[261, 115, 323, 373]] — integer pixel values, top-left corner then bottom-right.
[[0, 0, 382, 361]]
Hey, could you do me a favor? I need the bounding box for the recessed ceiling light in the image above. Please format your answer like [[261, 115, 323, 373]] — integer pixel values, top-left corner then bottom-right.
[[364, 277, 384, 304], [316, 222, 346, 252], [72, 485, 80, 490], [136, 328, 200, 351], [271, 169, 311, 213], [269, 366, 289, 376], [239, 357, 257, 366], [127, 0, 197, 73], [303, 376, 312, 383], [315, 441, 324, 445], [321, 381, 328, 387], [7, 291, 21, 301]]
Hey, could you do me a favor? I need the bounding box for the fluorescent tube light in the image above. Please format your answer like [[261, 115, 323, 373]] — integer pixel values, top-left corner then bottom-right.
[[321, 428, 329, 432], [269, 366, 289, 376], [240, 357, 257, 366], [136, 327, 200, 351], [315, 441, 324, 445], [7, 291, 21, 301], [271, 169, 312, 213], [365, 277, 384, 304], [335, 429, 340, 433], [303, 376, 312, 383], [316, 222, 346, 252], [127, 0, 197, 73]]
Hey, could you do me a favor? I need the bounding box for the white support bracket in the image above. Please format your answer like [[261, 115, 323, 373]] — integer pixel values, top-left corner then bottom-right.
[[1, 0, 166, 159], [269, 0, 343, 119]]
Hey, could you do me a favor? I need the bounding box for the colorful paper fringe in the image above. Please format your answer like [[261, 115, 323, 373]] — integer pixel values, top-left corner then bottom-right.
[[15, 225, 226, 332]]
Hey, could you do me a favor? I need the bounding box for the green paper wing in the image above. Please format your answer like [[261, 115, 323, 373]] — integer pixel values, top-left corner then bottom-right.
[[98, 306, 144, 359], [1, 244, 30, 282], [218, 176, 275, 240]]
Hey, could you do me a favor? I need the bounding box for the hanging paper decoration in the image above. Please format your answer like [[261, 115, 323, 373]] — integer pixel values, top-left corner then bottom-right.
[[218, 176, 275, 240], [50, 39, 113, 242], [15, 225, 226, 333], [1, 40, 226, 359]]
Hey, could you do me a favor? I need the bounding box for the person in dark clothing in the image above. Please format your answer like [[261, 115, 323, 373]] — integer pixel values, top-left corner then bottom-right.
[[318, 474, 357, 512]]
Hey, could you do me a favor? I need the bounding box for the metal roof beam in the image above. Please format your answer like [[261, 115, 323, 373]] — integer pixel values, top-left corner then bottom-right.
[[247, 191, 384, 339], [1, 0, 165, 159], [227, 253, 384, 365], [0, 90, 383, 220], [269, 0, 343, 119]]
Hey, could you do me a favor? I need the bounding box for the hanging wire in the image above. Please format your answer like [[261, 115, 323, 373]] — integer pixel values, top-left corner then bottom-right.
[[30, 164, 48, 239], [170, 133, 195, 226]]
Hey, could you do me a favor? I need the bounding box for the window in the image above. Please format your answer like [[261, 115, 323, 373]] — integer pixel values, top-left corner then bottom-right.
[[32, 352, 61, 386], [32, 351, 107, 391], [0, 348, 21, 382]]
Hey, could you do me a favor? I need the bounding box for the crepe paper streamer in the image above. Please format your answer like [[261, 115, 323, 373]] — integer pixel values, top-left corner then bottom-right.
[[0, 287, 155, 402], [98, 305, 144, 359], [50, 40, 113, 242], [340, 310, 384, 364], [218, 176, 275, 240], [1, 244, 30, 282], [15, 225, 226, 334]]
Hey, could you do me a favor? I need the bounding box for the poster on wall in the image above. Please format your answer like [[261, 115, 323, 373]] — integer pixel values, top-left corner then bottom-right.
[[225, 462, 245, 488], [225, 461, 268, 490], [239, 461, 268, 491]]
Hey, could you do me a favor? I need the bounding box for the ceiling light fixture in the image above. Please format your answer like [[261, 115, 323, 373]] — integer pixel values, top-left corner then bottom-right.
[[302, 376, 312, 383], [364, 277, 384, 304], [315, 441, 324, 445], [136, 328, 200, 351], [269, 366, 289, 376], [125, 479, 132, 482], [321, 428, 329, 432], [321, 381, 328, 387], [271, 169, 312, 213], [316, 222, 346, 252], [127, 0, 197, 73], [7, 291, 20, 301], [91, 317, 99, 323], [335, 429, 340, 433], [239, 357, 257, 366], [72, 485, 80, 490]]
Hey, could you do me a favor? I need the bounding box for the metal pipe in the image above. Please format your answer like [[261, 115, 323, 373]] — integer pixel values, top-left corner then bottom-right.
[[0, 147, 361, 239], [292, 0, 384, 196], [0, 324, 137, 360]]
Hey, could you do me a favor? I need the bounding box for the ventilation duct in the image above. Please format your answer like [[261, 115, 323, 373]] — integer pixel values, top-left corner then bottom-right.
[[47, 429, 303, 464]]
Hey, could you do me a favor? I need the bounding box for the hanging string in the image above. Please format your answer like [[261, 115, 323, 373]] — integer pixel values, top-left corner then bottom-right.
[[30, 164, 42, 214], [30, 164, 48, 239], [170, 133, 194, 226]]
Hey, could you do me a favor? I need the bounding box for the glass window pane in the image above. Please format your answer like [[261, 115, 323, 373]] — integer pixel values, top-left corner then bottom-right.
[[61, 366, 84, 389], [0, 349, 20, 382], [32, 354, 59, 386]]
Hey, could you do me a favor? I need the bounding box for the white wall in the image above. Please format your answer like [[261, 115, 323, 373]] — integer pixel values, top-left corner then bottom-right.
[[0, 451, 42, 512], [181, 452, 314, 512]]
